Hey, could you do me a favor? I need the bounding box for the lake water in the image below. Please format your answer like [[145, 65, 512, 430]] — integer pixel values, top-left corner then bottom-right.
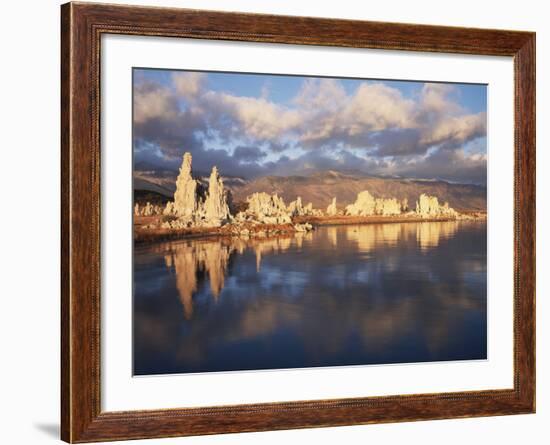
[[133, 221, 487, 375]]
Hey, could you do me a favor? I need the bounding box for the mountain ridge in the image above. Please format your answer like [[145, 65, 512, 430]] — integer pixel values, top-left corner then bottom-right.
[[134, 169, 486, 212]]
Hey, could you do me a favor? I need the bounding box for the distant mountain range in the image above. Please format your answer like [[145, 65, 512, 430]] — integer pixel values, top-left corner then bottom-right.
[[134, 169, 486, 212]]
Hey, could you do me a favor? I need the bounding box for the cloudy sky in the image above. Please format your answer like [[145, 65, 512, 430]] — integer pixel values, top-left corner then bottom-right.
[[133, 68, 487, 184]]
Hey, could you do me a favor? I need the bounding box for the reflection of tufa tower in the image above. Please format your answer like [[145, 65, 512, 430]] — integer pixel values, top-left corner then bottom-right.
[[173, 152, 198, 217]]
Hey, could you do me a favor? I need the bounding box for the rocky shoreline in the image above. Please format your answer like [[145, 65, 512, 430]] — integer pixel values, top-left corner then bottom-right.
[[294, 213, 486, 226], [134, 219, 312, 244], [135, 213, 486, 244]]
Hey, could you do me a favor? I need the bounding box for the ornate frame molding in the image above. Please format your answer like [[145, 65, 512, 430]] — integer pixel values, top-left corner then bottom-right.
[[61, 2, 535, 442]]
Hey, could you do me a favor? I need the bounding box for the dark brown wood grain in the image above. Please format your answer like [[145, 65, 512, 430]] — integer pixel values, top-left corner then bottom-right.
[[60, 2, 536, 443]]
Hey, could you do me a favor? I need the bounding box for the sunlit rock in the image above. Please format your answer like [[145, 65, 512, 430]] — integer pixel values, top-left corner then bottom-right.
[[173, 152, 199, 218], [345, 191, 376, 216], [303, 202, 318, 216], [134, 202, 163, 216], [294, 222, 313, 232], [345, 190, 407, 216], [287, 196, 304, 216], [374, 197, 402, 216], [160, 153, 232, 228], [326, 197, 338, 216], [240, 192, 292, 224], [160, 217, 192, 229], [415, 194, 457, 218], [163, 201, 175, 216], [201, 166, 231, 227]]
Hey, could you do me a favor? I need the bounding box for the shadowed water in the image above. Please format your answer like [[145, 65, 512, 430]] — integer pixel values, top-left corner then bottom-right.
[[133, 221, 487, 375]]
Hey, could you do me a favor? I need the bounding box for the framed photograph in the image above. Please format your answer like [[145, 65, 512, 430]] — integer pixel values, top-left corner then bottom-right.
[[61, 2, 535, 442]]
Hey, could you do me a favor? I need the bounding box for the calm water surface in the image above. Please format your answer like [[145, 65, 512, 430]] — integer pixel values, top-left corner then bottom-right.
[[134, 221, 487, 375]]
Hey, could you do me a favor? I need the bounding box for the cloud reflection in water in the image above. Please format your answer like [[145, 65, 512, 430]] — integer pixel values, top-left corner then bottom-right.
[[134, 221, 486, 375]]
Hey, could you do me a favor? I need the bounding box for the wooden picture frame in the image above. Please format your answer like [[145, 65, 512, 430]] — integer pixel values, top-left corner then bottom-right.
[[61, 2, 535, 442]]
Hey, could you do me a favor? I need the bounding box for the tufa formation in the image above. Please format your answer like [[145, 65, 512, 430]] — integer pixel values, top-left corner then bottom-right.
[[161, 153, 231, 228], [326, 197, 338, 216], [135, 152, 469, 233], [415, 193, 458, 218]]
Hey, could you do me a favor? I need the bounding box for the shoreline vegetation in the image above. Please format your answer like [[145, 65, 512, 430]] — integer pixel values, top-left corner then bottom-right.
[[134, 152, 486, 245]]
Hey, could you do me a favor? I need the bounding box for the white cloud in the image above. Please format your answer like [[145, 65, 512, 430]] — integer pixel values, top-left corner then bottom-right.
[[420, 83, 461, 114], [293, 78, 348, 111], [421, 112, 486, 148], [133, 72, 487, 183], [346, 82, 416, 130], [172, 72, 205, 99], [133, 81, 178, 124], [203, 91, 302, 140]]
